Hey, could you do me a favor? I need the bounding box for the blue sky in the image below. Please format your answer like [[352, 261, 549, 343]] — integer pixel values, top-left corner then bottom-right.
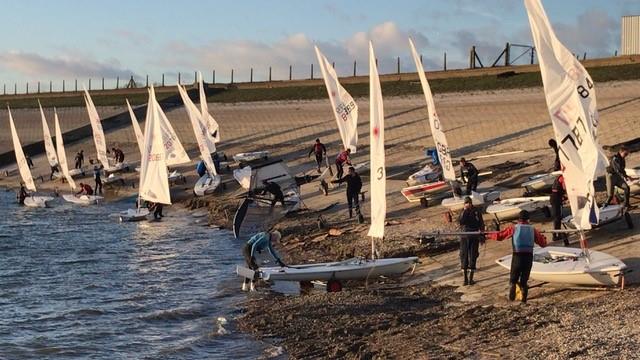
[[0, 0, 638, 89]]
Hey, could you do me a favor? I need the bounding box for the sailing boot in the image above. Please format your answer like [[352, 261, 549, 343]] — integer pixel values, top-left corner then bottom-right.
[[356, 206, 364, 224], [348, 208, 353, 219], [508, 283, 517, 301], [249, 281, 256, 292], [468, 270, 476, 285], [242, 279, 249, 292], [521, 285, 529, 304], [462, 270, 469, 286]]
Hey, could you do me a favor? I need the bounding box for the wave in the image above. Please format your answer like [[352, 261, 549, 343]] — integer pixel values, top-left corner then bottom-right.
[[139, 306, 207, 322]]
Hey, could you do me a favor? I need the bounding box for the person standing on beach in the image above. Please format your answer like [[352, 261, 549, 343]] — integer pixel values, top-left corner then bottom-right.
[[308, 138, 327, 173], [242, 231, 285, 291], [339, 166, 363, 222], [335, 148, 352, 181], [550, 173, 567, 245], [25, 154, 34, 169], [74, 150, 84, 169], [459, 158, 478, 195], [458, 196, 485, 286], [17, 182, 29, 205], [196, 160, 207, 177], [94, 166, 103, 195], [548, 139, 561, 171], [487, 210, 547, 303], [604, 146, 635, 209]]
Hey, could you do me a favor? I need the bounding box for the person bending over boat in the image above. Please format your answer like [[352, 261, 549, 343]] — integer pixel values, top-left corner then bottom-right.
[[76, 183, 94, 196], [335, 148, 352, 181], [548, 139, 561, 171], [242, 231, 284, 291], [339, 166, 363, 222], [604, 146, 635, 209], [308, 138, 327, 173], [550, 173, 568, 245], [458, 196, 485, 286], [487, 210, 547, 303], [17, 182, 29, 205], [260, 180, 285, 208], [459, 158, 478, 195]]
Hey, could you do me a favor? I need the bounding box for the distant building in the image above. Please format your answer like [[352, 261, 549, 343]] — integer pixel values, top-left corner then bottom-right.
[[621, 15, 640, 55]]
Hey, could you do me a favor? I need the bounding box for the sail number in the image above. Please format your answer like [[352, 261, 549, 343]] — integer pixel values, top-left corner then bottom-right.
[[336, 100, 356, 122], [376, 166, 384, 180]]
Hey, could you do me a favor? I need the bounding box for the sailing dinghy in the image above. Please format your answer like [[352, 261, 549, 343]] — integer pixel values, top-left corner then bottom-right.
[[441, 190, 501, 211], [52, 109, 103, 205], [178, 73, 221, 196], [236, 43, 418, 290], [521, 170, 561, 195], [496, 0, 626, 287], [8, 107, 54, 207], [486, 196, 550, 222], [119, 86, 171, 222]]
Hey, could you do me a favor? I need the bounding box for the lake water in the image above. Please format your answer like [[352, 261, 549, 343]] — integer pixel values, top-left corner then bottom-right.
[[0, 189, 267, 359]]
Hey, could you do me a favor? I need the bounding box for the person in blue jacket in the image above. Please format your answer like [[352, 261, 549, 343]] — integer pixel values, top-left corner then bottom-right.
[[242, 231, 285, 291], [196, 160, 207, 177]]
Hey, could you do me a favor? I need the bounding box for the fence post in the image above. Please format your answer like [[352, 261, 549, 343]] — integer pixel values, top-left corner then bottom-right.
[[146, 75, 149, 88], [38, 81, 40, 93], [530, 47, 535, 64], [14, 83, 17, 95], [420, 54, 422, 64], [3, 84, 5, 95], [212, 70, 215, 84], [268, 67, 272, 82], [615, 50, 618, 56], [89, 79, 91, 90], [231, 69, 234, 84], [250, 68, 253, 83], [353, 60, 356, 76], [444, 52, 447, 71], [177, 72, 181, 85], [289, 65, 292, 80], [505, 42, 510, 66], [582, 52, 586, 61], [194, 71, 197, 84], [26, 83, 29, 94], [310, 63, 314, 79], [102, 78, 105, 90], [332, 61, 335, 69], [116, 76, 120, 89], [162, 74, 165, 87], [62, 80, 65, 93], [74, 79, 77, 92], [49, 81, 52, 92]]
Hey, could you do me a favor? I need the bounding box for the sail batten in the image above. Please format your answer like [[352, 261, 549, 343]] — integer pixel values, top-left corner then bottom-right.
[[525, 0, 607, 229], [408, 39, 455, 181], [54, 109, 76, 190], [315, 46, 358, 153], [367, 42, 386, 239]]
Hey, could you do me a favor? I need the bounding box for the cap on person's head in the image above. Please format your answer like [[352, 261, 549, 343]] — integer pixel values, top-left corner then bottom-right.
[[519, 210, 530, 221], [348, 166, 355, 172], [315, 138, 320, 142], [464, 196, 472, 204], [271, 230, 282, 242], [346, 148, 351, 153], [79, 182, 84, 186], [460, 157, 466, 163]]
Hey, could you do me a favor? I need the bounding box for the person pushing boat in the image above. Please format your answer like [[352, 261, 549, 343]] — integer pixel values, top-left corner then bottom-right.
[[76, 182, 94, 196], [604, 146, 635, 209], [17, 182, 29, 205], [260, 180, 285, 208], [458, 196, 485, 286], [550, 173, 567, 245], [459, 158, 478, 195], [94, 165, 103, 195], [335, 148, 352, 181], [487, 210, 547, 303], [339, 166, 363, 222], [50, 163, 60, 181], [242, 231, 285, 291], [308, 138, 328, 173]]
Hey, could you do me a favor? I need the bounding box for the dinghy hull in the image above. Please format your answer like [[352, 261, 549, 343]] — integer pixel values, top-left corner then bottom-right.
[[486, 196, 550, 221], [62, 194, 103, 205], [24, 196, 54, 208], [441, 190, 501, 211], [194, 174, 221, 196]]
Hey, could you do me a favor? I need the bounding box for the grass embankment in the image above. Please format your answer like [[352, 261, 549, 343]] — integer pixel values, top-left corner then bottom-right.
[[3, 63, 640, 109]]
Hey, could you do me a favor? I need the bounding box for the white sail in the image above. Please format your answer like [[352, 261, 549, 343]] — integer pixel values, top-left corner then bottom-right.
[[198, 72, 220, 145], [39, 101, 58, 167], [54, 109, 76, 190], [139, 86, 171, 205], [177, 84, 218, 175], [367, 42, 386, 239], [152, 90, 190, 166], [83, 89, 110, 168], [8, 107, 36, 192], [315, 46, 358, 153], [408, 39, 455, 181], [525, 0, 607, 229], [126, 99, 145, 156]]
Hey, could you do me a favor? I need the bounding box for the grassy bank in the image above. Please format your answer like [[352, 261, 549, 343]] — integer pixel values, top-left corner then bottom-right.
[[3, 63, 640, 109]]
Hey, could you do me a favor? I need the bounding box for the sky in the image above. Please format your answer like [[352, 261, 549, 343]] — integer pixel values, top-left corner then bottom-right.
[[0, 0, 638, 90]]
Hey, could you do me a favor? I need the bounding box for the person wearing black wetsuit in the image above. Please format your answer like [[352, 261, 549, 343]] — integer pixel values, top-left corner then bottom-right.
[[550, 174, 568, 245], [605, 146, 634, 209], [458, 196, 485, 286], [459, 158, 479, 195], [261, 180, 285, 208], [339, 166, 363, 221]]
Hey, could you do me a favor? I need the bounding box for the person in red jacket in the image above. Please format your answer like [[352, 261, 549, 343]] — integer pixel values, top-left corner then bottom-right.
[[76, 183, 94, 196], [335, 148, 352, 181], [308, 138, 327, 173], [487, 210, 547, 303]]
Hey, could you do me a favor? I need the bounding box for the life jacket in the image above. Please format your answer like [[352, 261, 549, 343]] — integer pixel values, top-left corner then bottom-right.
[[336, 151, 349, 164], [512, 224, 535, 253], [551, 176, 565, 195], [313, 143, 324, 154]]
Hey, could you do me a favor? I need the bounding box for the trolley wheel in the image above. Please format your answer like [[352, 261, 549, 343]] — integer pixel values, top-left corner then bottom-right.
[[542, 206, 551, 218], [326, 279, 342, 293], [420, 198, 428, 208], [625, 212, 634, 229]]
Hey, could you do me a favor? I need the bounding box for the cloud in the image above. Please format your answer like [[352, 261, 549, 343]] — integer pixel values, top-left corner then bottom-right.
[[0, 51, 137, 80], [552, 9, 619, 57], [156, 21, 435, 82]]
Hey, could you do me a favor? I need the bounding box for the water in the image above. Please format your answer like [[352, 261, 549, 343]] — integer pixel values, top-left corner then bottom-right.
[[0, 189, 266, 359]]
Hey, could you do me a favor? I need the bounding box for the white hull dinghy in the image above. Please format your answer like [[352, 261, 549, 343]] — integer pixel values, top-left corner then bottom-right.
[[406, 163, 443, 187], [233, 151, 269, 164], [54, 168, 85, 180], [496, 246, 626, 287], [401, 180, 450, 207], [168, 170, 185, 185], [562, 204, 632, 229], [24, 196, 54, 208], [441, 190, 501, 211], [194, 174, 222, 196], [486, 196, 551, 221], [62, 194, 103, 205], [119, 208, 150, 222], [626, 167, 640, 194], [104, 162, 130, 175], [103, 173, 124, 186], [521, 171, 561, 195], [237, 257, 418, 283]]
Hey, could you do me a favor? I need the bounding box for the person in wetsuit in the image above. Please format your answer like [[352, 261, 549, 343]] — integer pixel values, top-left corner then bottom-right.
[[261, 180, 285, 208], [459, 158, 479, 195], [308, 138, 328, 173], [604, 146, 635, 209], [94, 166, 103, 195], [458, 196, 485, 286], [548, 138, 561, 171], [339, 166, 363, 221], [76, 182, 94, 196], [335, 148, 352, 181], [242, 231, 285, 291], [17, 182, 29, 205], [550, 174, 568, 245]]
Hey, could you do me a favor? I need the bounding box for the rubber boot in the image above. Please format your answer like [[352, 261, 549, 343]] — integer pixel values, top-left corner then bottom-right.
[[521, 285, 528, 304], [468, 270, 476, 285], [509, 283, 517, 301], [242, 279, 249, 292], [462, 270, 469, 286], [356, 207, 364, 224], [348, 208, 353, 219], [250, 281, 256, 292]]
